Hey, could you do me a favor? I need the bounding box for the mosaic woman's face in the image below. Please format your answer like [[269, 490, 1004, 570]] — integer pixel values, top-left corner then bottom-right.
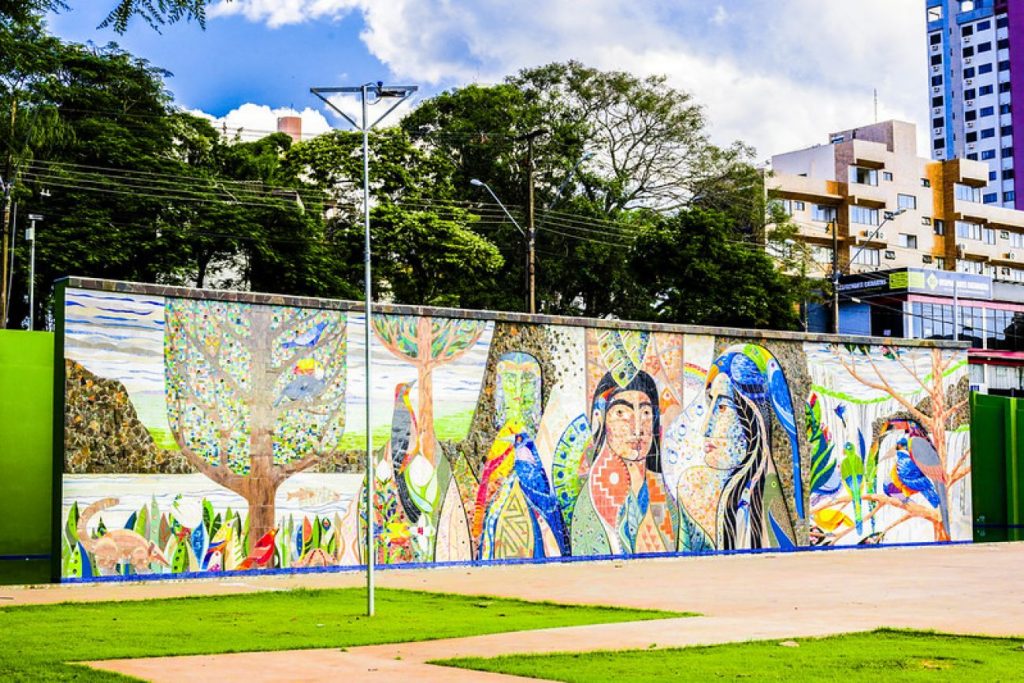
[[601, 389, 654, 463], [703, 375, 748, 470]]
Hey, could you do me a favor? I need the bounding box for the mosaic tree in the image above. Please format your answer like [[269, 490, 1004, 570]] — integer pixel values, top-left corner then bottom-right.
[[821, 345, 970, 542], [165, 298, 347, 550], [372, 314, 488, 462]]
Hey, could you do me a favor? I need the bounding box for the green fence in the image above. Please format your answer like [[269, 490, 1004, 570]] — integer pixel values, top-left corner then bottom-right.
[[971, 392, 1024, 542], [0, 331, 54, 584]]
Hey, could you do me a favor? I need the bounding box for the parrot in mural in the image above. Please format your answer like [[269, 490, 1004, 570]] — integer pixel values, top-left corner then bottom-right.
[[238, 529, 278, 570], [472, 423, 518, 547], [389, 380, 423, 523], [840, 442, 865, 534], [513, 432, 570, 556], [888, 436, 951, 538], [282, 321, 328, 349], [880, 419, 950, 538], [706, 345, 805, 521]]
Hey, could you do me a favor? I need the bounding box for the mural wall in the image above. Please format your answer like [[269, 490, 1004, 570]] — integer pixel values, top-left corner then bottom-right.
[[56, 280, 973, 580]]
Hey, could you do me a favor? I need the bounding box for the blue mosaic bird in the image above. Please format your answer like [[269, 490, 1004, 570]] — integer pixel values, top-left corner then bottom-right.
[[888, 436, 950, 539], [513, 432, 569, 556], [274, 375, 326, 407], [282, 321, 328, 349]]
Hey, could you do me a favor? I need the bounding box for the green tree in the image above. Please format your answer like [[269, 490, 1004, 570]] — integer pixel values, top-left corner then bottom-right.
[[627, 208, 802, 330]]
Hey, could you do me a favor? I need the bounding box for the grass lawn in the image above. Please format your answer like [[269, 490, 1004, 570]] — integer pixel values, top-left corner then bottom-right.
[[438, 628, 1024, 682], [0, 586, 679, 681]]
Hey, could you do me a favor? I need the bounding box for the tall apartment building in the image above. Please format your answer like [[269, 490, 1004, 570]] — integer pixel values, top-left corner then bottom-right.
[[925, 0, 1024, 208], [769, 119, 1024, 393]]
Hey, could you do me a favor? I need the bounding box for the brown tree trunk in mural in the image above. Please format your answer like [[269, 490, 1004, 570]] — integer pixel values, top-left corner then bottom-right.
[[165, 301, 348, 555], [372, 315, 488, 466], [416, 317, 437, 463]]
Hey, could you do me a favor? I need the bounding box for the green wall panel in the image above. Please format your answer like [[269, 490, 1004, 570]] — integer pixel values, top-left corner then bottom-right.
[[0, 331, 54, 584]]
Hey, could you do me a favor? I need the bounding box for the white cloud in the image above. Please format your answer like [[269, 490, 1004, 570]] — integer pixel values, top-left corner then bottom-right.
[[209, 0, 929, 158], [196, 103, 333, 142]]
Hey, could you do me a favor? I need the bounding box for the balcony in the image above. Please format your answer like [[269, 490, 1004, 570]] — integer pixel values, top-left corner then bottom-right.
[[947, 158, 990, 187], [768, 173, 842, 205], [850, 140, 887, 169], [847, 182, 888, 208]]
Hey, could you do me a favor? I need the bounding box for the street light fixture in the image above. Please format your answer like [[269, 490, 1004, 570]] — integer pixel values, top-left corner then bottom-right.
[[26, 213, 42, 332], [831, 207, 907, 333], [310, 81, 417, 619]]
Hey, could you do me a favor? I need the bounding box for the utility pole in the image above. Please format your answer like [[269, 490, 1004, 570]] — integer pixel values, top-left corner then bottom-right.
[[310, 82, 417, 618], [831, 219, 840, 333], [1, 175, 12, 329], [26, 214, 41, 331], [518, 129, 546, 315]]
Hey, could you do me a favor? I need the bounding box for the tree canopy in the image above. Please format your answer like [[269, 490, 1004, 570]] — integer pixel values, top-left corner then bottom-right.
[[2, 4, 812, 332]]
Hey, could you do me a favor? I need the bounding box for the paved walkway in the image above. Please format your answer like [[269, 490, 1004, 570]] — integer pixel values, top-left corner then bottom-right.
[[4, 543, 1022, 681]]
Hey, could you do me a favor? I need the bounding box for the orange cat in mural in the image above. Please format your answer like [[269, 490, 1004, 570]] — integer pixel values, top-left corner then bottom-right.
[[77, 498, 169, 574]]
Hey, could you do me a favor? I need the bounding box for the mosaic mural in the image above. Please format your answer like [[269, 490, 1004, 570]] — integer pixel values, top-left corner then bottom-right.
[[57, 281, 973, 580]]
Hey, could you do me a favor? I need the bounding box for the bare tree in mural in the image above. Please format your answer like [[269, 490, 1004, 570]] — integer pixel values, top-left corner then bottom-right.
[[165, 298, 347, 550], [820, 345, 970, 542]]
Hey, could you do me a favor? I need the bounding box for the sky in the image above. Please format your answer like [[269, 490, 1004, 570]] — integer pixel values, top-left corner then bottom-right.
[[46, 1, 929, 161]]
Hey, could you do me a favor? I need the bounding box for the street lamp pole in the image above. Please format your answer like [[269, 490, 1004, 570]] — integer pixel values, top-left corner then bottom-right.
[[26, 213, 40, 331], [834, 208, 906, 334], [310, 82, 417, 618]]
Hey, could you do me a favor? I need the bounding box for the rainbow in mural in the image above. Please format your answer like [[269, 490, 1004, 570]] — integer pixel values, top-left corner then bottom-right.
[[55, 279, 973, 581]]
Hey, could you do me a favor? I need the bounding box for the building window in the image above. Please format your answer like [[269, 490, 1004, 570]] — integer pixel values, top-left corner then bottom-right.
[[962, 24, 973, 36], [934, 219, 945, 235], [1012, 232, 1024, 248], [978, 20, 991, 30], [1006, 191, 1017, 202], [934, 138, 946, 149], [931, 75, 943, 87], [928, 8, 942, 22], [966, 132, 978, 143], [932, 117, 945, 129], [810, 246, 833, 264], [990, 171, 999, 181], [1005, 169, 1015, 180], [1004, 146, 1014, 157], [958, 260, 985, 275], [934, 55, 946, 66], [980, 85, 994, 96], [851, 247, 880, 267], [850, 205, 879, 225], [965, 88, 977, 100], [956, 220, 983, 240], [921, 178, 932, 188], [1001, 104, 1013, 115], [965, 110, 978, 122], [985, 192, 999, 203], [997, 15, 1009, 28], [981, 128, 996, 139], [1000, 82, 1012, 93], [982, 149, 997, 160], [963, 47, 975, 58], [897, 194, 918, 210], [956, 184, 983, 202], [968, 153, 979, 160], [812, 205, 837, 223], [978, 42, 992, 53], [999, 60, 1011, 71], [980, 106, 995, 117], [922, 217, 933, 226], [850, 166, 878, 185], [883, 171, 894, 181], [979, 63, 993, 74], [898, 234, 918, 249], [985, 227, 996, 244], [964, 67, 976, 78], [998, 38, 1010, 50], [935, 256, 946, 269]]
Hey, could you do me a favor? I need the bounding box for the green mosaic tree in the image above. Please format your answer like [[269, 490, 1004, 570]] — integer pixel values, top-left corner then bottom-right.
[[164, 297, 347, 550]]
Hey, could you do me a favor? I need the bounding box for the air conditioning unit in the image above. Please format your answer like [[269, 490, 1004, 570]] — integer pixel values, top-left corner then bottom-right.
[[1007, 251, 1017, 260], [966, 79, 974, 86], [957, 243, 967, 258], [967, 121, 975, 129], [965, 57, 973, 65], [933, 86, 943, 94]]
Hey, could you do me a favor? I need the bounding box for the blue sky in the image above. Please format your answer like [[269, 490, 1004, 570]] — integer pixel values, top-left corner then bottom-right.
[[46, 1, 928, 158]]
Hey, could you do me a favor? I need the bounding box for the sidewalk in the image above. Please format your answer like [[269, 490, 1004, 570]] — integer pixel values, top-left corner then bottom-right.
[[6, 543, 1021, 681]]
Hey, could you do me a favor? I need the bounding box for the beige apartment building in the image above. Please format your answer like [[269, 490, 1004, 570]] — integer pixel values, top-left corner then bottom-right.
[[768, 119, 1024, 284]]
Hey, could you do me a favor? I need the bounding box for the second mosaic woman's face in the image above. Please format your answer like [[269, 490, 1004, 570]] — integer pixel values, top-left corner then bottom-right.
[[703, 375, 748, 470], [603, 389, 655, 463]]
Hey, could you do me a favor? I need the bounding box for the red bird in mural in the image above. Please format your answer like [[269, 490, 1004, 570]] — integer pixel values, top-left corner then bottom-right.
[[238, 529, 278, 570]]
